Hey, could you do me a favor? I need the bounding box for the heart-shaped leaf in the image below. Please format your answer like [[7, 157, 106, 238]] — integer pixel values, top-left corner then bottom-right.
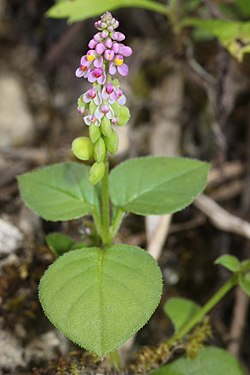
[[18, 162, 99, 221], [164, 297, 200, 331], [151, 347, 244, 375], [109, 157, 209, 216], [39, 244, 162, 356]]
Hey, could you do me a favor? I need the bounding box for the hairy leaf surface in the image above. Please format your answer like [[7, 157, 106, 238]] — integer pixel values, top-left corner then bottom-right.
[[39, 244, 162, 356], [18, 162, 99, 221], [109, 157, 209, 216]]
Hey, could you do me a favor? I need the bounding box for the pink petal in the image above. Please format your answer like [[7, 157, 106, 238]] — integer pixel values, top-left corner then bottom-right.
[[118, 64, 129, 76], [95, 43, 106, 54], [105, 38, 113, 48], [94, 56, 103, 68], [88, 39, 97, 49], [119, 45, 133, 57], [75, 68, 84, 77], [83, 92, 91, 103], [87, 72, 96, 83], [109, 63, 116, 75], [93, 32, 102, 42], [101, 30, 108, 38], [80, 56, 87, 65], [104, 49, 115, 61], [112, 42, 120, 54], [118, 95, 127, 105], [94, 107, 103, 121], [97, 72, 106, 85]]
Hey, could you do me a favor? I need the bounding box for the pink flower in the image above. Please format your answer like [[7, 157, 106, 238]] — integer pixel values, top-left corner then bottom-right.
[[84, 114, 100, 127], [83, 88, 101, 105], [101, 82, 126, 105], [88, 67, 106, 84], [109, 55, 129, 77], [111, 32, 125, 42], [104, 49, 115, 61], [101, 82, 117, 103], [95, 43, 106, 55], [75, 51, 103, 77], [119, 44, 133, 57], [95, 104, 114, 121]]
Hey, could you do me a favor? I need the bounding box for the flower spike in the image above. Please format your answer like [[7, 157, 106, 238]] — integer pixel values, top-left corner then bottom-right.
[[72, 12, 132, 184]]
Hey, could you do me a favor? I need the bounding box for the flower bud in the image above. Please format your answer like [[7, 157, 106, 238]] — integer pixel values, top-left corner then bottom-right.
[[117, 106, 130, 126], [111, 101, 121, 118], [89, 123, 101, 143], [94, 137, 106, 162], [104, 129, 119, 155], [89, 162, 105, 185], [89, 101, 98, 115], [72, 137, 94, 161], [100, 116, 112, 137]]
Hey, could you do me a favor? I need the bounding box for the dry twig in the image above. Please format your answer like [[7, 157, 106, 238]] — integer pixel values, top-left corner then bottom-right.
[[194, 194, 250, 240]]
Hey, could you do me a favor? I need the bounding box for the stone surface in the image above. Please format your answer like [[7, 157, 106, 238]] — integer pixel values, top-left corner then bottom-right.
[[0, 217, 24, 257], [0, 75, 34, 148], [0, 324, 25, 372]]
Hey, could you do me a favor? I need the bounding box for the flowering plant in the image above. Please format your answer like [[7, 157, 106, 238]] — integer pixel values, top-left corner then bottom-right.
[[18, 11, 250, 374], [73, 12, 132, 185]]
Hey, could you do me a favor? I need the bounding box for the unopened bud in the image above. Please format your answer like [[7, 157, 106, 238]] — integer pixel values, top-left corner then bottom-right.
[[89, 101, 98, 115], [89, 123, 101, 143], [111, 102, 121, 118], [89, 162, 105, 185], [72, 137, 94, 161], [104, 129, 119, 155], [117, 106, 130, 126], [100, 117, 112, 137], [94, 137, 106, 162]]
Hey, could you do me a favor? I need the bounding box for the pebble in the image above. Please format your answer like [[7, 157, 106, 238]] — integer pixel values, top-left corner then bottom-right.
[[0, 75, 34, 148], [0, 217, 23, 257]]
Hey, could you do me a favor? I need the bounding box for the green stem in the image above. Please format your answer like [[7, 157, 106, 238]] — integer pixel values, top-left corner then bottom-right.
[[168, 274, 238, 347], [111, 208, 125, 239], [101, 159, 111, 246], [92, 210, 102, 238], [109, 350, 122, 370]]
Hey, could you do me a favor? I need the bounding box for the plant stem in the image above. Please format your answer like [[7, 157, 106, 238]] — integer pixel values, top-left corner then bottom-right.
[[101, 159, 111, 246], [109, 350, 122, 370], [168, 273, 238, 347], [111, 208, 125, 239], [92, 210, 102, 238]]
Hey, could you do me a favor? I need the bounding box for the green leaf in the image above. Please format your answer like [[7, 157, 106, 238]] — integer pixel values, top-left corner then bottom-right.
[[46, 232, 75, 256], [164, 297, 200, 331], [47, 0, 169, 23], [39, 244, 162, 356], [184, 18, 250, 62], [46, 232, 88, 256], [151, 347, 244, 375], [18, 162, 99, 221], [109, 157, 209, 216], [215, 255, 240, 272], [239, 272, 250, 297]]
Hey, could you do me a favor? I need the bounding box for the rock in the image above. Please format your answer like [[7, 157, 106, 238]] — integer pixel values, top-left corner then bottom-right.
[[0, 217, 24, 257], [24, 331, 70, 365], [0, 75, 34, 148], [0, 324, 25, 373]]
